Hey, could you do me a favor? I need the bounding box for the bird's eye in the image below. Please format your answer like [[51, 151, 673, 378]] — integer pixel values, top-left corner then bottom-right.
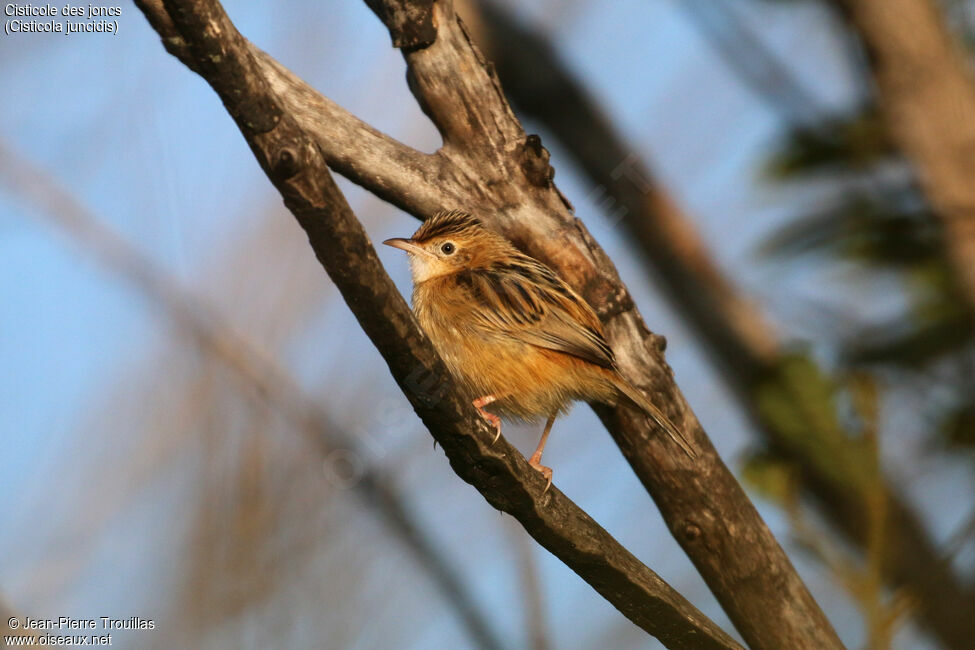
[[440, 242, 456, 255]]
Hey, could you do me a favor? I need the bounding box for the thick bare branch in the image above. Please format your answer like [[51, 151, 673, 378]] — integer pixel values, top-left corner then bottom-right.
[[364, 2, 843, 648], [259, 56, 446, 215], [138, 2, 743, 647], [462, 4, 975, 648], [139, 0, 845, 647], [832, 0, 975, 316]]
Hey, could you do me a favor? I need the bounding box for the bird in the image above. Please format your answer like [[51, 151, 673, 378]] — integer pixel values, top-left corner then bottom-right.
[[384, 209, 696, 489]]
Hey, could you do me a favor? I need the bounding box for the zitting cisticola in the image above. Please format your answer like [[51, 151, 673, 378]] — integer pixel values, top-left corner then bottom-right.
[[384, 210, 696, 488]]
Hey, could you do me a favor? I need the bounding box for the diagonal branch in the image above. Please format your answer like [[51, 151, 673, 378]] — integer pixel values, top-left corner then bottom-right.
[[2, 601, 39, 642], [258, 53, 447, 214], [0, 140, 503, 650], [137, 1, 744, 647], [363, 3, 842, 648], [461, 3, 975, 648], [139, 0, 845, 647]]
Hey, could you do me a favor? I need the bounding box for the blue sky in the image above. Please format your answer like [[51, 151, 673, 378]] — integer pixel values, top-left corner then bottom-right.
[[1, 1, 961, 648]]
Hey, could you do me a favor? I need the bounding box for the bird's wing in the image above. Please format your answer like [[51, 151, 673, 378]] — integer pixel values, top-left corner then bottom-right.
[[454, 255, 616, 369]]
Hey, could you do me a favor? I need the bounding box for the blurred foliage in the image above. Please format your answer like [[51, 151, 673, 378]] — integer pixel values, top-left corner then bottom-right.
[[742, 449, 799, 504], [767, 105, 892, 176], [744, 373, 913, 650], [763, 99, 975, 453], [944, 403, 975, 447], [754, 352, 875, 489], [760, 188, 940, 269]]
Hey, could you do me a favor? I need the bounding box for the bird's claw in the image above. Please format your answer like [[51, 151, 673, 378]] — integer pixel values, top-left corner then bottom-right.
[[472, 395, 502, 444], [530, 461, 553, 494], [477, 409, 502, 444]]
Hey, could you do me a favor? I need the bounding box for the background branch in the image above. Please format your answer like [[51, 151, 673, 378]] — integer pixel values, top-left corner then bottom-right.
[[831, 0, 975, 317], [2, 600, 39, 642], [673, 0, 827, 128]]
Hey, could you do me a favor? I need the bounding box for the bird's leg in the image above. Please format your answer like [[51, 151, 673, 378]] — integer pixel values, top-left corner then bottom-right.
[[528, 412, 558, 493], [472, 394, 502, 444]]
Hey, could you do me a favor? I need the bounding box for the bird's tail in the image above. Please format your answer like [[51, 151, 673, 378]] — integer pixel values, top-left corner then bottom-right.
[[612, 377, 697, 459]]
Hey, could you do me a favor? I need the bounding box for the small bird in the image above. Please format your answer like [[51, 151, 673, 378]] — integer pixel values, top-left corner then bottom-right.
[[384, 209, 696, 488]]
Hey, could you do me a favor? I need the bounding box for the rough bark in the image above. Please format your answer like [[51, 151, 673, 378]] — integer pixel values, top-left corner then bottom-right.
[[833, 0, 975, 317], [138, 0, 843, 647], [136, 2, 744, 647], [462, 4, 975, 649]]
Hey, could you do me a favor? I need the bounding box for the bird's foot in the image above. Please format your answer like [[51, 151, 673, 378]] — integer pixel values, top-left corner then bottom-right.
[[528, 453, 553, 494], [472, 394, 502, 444]]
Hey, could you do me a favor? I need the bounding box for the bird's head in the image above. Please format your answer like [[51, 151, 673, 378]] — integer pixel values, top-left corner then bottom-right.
[[383, 210, 511, 283]]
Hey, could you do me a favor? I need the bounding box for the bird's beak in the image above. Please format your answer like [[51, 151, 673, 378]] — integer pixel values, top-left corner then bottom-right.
[[383, 238, 436, 259]]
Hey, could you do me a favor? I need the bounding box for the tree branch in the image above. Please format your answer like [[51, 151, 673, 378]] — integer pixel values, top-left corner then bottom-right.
[[461, 3, 975, 648], [364, 3, 843, 648], [2, 600, 38, 642], [0, 139, 503, 650], [137, 2, 743, 647], [258, 52, 448, 214]]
